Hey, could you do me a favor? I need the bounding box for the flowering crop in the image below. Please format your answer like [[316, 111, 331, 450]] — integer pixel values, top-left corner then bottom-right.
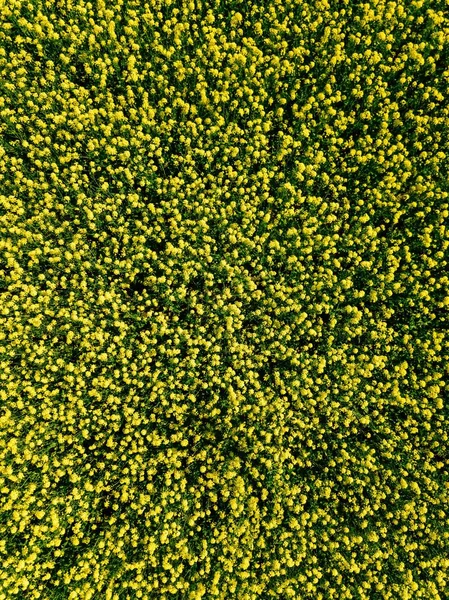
[[1, 0, 449, 598]]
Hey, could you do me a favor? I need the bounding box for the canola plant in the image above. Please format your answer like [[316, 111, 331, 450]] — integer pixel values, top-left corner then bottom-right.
[[0, 0, 448, 598]]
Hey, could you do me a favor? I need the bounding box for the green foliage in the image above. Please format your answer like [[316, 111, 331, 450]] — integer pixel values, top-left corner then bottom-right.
[[0, 0, 448, 598]]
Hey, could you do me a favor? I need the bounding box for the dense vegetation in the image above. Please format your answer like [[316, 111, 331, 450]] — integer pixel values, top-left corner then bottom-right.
[[1, 0, 448, 598]]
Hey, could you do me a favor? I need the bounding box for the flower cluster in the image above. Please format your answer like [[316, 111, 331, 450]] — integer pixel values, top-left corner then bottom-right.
[[0, 0, 448, 598]]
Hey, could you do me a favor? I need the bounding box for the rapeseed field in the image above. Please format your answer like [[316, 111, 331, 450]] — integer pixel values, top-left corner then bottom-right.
[[0, 0, 448, 598]]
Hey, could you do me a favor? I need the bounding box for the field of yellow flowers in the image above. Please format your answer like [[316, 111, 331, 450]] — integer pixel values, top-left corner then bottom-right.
[[1, 0, 448, 598]]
